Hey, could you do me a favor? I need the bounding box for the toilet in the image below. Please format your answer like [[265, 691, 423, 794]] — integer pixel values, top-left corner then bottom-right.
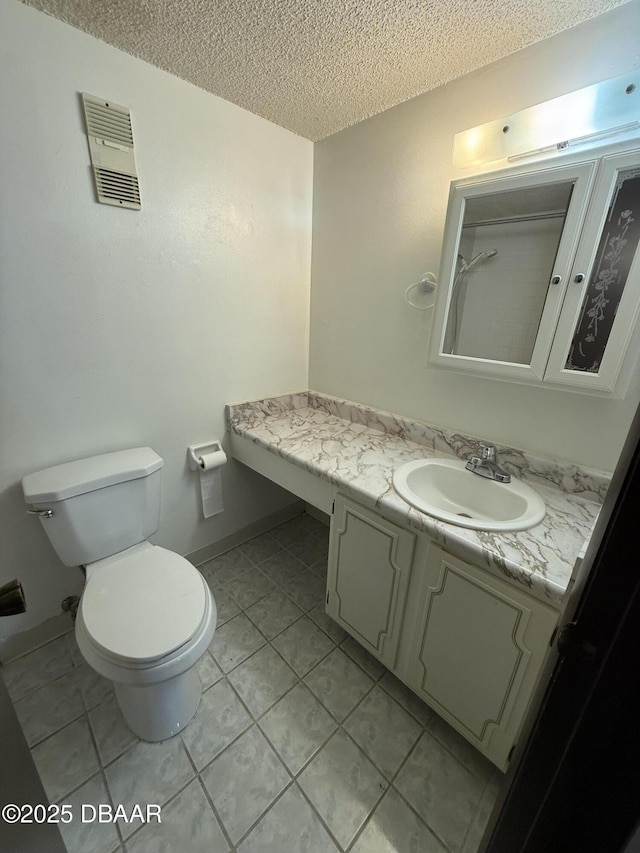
[[21, 447, 217, 742]]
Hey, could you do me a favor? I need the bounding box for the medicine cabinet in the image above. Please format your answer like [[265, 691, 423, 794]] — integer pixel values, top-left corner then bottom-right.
[[429, 144, 640, 394]]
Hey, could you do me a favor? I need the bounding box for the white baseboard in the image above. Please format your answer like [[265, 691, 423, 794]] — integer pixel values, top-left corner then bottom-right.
[[0, 613, 74, 665]]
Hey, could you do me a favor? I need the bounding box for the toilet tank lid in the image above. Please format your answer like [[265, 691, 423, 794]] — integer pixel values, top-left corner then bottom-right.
[[22, 447, 163, 503]]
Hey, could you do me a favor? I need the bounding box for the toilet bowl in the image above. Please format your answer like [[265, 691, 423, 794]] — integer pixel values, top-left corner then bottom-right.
[[76, 542, 216, 741], [21, 447, 217, 742]]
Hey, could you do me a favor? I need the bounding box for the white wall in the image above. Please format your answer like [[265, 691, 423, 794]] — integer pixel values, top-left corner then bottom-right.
[[310, 0, 640, 471], [0, 1, 313, 645]]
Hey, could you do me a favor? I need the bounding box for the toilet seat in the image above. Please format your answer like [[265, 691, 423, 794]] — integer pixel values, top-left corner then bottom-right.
[[80, 544, 208, 665]]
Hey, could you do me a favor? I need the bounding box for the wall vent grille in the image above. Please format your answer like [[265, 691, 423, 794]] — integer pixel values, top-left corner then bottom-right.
[[93, 168, 141, 207], [81, 93, 141, 210], [84, 101, 134, 146]]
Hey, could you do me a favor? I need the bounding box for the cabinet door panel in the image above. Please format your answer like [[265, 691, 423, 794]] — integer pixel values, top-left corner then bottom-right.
[[411, 563, 531, 741], [546, 150, 640, 390], [406, 545, 558, 770], [327, 496, 415, 668]]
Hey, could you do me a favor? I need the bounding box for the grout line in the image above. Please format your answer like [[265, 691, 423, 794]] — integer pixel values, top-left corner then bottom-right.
[[294, 778, 350, 851], [382, 734, 456, 853], [230, 779, 296, 850], [180, 743, 238, 853], [198, 778, 239, 853]]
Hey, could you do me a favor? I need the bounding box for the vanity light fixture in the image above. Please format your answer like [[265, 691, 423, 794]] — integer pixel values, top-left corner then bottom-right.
[[453, 72, 639, 168], [507, 120, 640, 164]]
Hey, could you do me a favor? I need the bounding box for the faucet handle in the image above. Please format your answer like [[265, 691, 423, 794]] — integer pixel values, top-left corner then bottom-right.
[[479, 442, 496, 461]]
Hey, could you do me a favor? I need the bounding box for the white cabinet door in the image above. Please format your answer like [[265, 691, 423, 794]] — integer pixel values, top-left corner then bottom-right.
[[406, 544, 558, 770], [429, 159, 597, 383], [326, 495, 415, 669]]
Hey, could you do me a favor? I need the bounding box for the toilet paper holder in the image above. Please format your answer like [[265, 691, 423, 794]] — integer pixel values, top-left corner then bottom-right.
[[187, 441, 226, 471]]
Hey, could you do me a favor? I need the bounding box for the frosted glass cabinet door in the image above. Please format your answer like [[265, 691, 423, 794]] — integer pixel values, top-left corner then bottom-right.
[[326, 495, 415, 669], [545, 150, 640, 390], [406, 545, 558, 770]]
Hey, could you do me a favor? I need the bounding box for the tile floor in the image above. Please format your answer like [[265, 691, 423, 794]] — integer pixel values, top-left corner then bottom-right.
[[1, 512, 502, 853]]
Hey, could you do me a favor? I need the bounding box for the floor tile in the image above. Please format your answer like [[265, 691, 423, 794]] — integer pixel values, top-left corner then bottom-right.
[[275, 514, 327, 544], [126, 779, 229, 853], [195, 650, 223, 691], [298, 730, 386, 849], [272, 617, 335, 676], [260, 683, 336, 775], [14, 671, 84, 746], [210, 586, 240, 626], [181, 679, 251, 770], [394, 730, 485, 853], [227, 645, 298, 718], [57, 772, 120, 853], [378, 670, 433, 726], [278, 569, 326, 612], [209, 613, 266, 673], [224, 566, 277, 609], [76, 663, 114, 710], [239, 531, 282, 565], [270, 515, 322, 548], [64, 631, 85, 668], [2, 636, 73, 701], [6, 517, 494, 853], [286, 535, 329, 568], [462, 782, 499, 853], [309, 559, 329, 581], [304, 648, 373, 721], [89, 693, 138, 765], [344, 685, 422, 778], [31, 717, 100, 802], [237, 784, 339, 853], [340, 636, 386, 680], [428, 713, 495, 783], [199, 550, 254, 589], [245, 590, 303, 639], [260, 551, 307, 587], [201, 725, 290, 843], [104, 737, 194, 838], [307, 605, 348, 644], [351, 788, 447, 853]]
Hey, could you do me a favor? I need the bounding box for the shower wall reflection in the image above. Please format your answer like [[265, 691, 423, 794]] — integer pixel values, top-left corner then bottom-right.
[[445, 182, 573, 363]]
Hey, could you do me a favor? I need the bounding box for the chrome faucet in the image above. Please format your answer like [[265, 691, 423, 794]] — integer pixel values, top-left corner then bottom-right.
[[465, 442, 511, 483]]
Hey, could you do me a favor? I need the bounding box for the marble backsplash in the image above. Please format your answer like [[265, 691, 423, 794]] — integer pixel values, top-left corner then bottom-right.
[[228, 391, 611, 503]]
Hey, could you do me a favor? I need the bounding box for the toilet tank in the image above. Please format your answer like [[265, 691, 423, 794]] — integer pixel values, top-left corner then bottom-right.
[[22, 448, 164, 567]]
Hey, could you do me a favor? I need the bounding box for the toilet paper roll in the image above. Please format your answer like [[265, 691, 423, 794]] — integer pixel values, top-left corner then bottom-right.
[[197, 449, 227, 518], [198, 449, 227, 471]]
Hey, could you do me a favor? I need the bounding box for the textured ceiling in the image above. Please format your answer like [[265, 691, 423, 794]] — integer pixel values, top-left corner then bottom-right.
[[22, 0, 631, 140]]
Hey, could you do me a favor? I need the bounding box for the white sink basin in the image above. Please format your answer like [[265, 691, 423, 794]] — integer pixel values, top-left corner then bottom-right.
[[392, 457, 545, 531]]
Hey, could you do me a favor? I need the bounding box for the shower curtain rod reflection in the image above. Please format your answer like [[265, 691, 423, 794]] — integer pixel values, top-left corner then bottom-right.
[[462, 210, 567, 228]]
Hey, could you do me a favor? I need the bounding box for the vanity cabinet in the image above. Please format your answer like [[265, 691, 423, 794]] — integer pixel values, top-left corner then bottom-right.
[[430, 145, 640, 394], [326, 494, 415, 669], [405, 544, 558, 770], [327, 494, 559, 770]]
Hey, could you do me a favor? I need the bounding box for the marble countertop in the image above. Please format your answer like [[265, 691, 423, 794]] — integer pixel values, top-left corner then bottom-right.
[[226, 392, 607, 609]]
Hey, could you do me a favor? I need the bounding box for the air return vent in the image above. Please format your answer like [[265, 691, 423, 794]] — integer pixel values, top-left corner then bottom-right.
[[81, 93, 141, 210]]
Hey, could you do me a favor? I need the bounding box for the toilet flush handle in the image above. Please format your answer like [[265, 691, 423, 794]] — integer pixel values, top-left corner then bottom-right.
[[26, 508, 53, 519]]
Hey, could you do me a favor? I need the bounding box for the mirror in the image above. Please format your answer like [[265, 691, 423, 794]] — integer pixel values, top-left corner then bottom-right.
[[444, 181, 574, 363]]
